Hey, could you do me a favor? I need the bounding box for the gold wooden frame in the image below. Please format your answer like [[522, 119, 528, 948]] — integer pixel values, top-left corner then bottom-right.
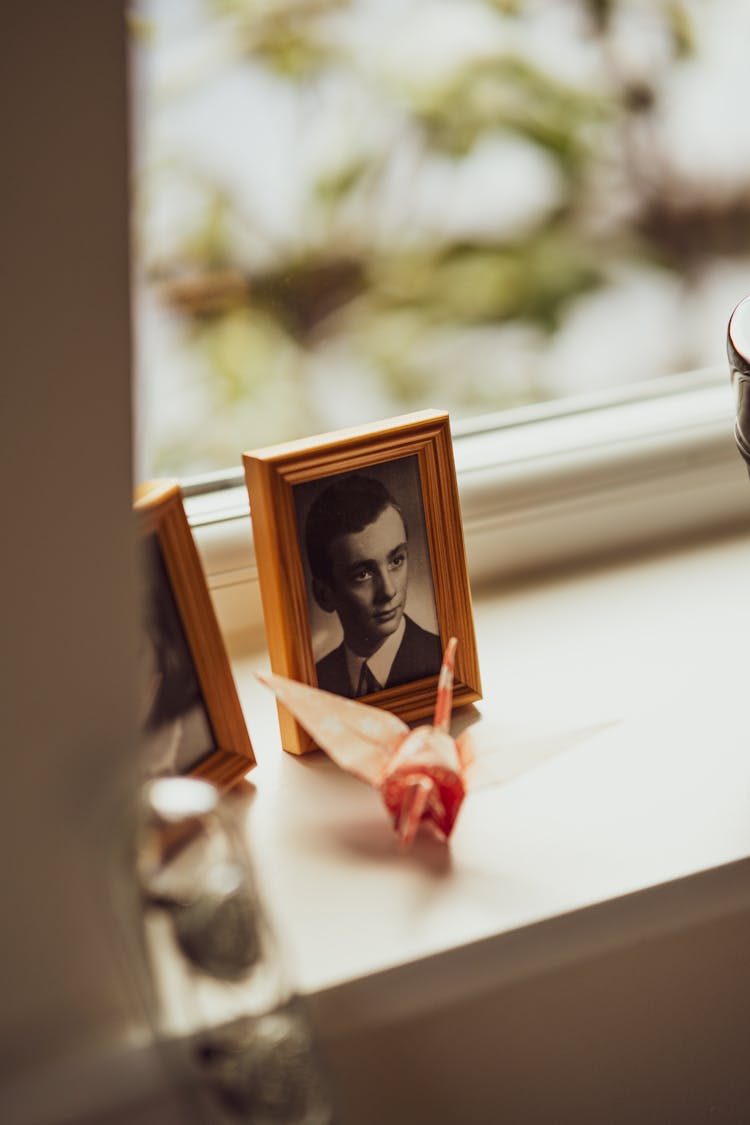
[[135, 480, 255, 787], [244, 410, 481, 755]]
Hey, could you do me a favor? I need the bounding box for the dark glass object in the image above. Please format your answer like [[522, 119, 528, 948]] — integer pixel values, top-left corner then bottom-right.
[[727, 294, 750, 476]]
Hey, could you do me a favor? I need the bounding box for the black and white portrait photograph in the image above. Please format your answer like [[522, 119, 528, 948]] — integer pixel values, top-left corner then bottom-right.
[[138, 533, 216, 777], [245, 410, 481, 753], [294, 455, 442, 699]]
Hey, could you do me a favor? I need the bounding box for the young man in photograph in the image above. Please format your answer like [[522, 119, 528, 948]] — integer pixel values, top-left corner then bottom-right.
[[305, 474, 442, 698]]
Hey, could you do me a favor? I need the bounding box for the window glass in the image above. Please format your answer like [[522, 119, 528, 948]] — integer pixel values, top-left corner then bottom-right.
[[130, 0, 750, 478]]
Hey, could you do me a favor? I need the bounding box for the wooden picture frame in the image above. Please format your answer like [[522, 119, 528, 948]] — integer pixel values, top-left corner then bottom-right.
[[244, 410, 481, 755], [134, 480, 255, 788]]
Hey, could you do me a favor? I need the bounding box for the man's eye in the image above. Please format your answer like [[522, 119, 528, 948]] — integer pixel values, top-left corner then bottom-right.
[[389, 552, 406, 569], [351, 567, 373, 583]]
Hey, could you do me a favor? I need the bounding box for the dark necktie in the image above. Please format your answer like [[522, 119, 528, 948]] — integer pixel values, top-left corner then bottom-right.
[[356, 662, 381, 697]]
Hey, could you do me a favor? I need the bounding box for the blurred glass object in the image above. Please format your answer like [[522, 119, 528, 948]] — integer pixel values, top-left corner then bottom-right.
[[197, 1009, 330, 1124], [727, 294, 750, 477], [138, 777, 330, 1123], [130, 0, 750, 477]]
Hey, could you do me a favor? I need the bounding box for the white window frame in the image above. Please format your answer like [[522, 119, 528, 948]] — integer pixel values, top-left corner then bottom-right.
[[183, 366, 748, 647]]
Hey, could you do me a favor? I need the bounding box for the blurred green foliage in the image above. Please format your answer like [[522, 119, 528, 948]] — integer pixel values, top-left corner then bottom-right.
[[134, 0, 747, 475], [408, 55, 610, 169]]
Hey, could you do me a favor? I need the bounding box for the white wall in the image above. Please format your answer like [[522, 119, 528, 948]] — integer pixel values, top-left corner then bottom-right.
[[0, 5, 184, 1122], [308, 861, 750, 1123]]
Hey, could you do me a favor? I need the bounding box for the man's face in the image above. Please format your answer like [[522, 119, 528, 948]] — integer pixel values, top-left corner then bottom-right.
[[316, 504, 408, 656]]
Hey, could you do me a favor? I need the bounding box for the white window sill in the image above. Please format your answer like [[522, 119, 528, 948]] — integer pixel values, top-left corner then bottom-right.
[[230, 521, 750, 993], [224, 522, 750, 1120]]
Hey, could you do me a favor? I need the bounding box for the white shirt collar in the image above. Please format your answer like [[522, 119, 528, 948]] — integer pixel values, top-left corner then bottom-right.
[[345, 616, 406, 695]]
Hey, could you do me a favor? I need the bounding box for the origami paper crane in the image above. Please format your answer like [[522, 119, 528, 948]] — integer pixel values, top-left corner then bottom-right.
[[257, 638, 470, 847], [258, 639, 617, 849]]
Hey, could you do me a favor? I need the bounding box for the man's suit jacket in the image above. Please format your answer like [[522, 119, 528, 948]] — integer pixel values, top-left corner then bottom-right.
[[315, 615, 442, 698]]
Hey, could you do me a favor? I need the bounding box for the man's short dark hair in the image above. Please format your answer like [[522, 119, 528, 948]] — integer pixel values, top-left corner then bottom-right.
[[305, 474, 405, 587]]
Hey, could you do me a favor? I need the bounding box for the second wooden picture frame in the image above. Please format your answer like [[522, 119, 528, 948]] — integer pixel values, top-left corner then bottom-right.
[[135, 479, 256, 787], [244, 410, 481, 755]]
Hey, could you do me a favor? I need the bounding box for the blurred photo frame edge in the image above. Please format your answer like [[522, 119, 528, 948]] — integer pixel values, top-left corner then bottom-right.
[[134, 479, 256, 788]]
